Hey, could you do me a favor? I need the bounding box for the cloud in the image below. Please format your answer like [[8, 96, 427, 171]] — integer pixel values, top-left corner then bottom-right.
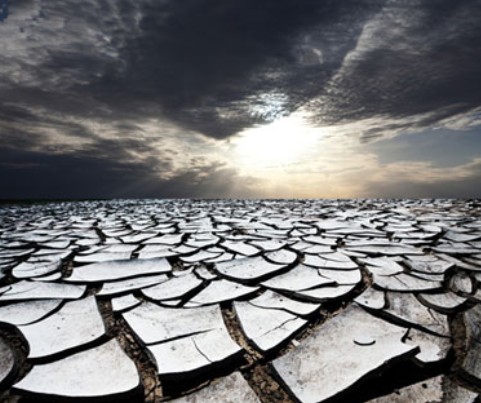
[[226, 126, 481, 199], [358, 158, 481, 199], [0, 0, 382, 140], [0, 143, 259, 199], [307, 0, 481, 138], [1, 0, 481, 198], [2, 0, 480, 145]]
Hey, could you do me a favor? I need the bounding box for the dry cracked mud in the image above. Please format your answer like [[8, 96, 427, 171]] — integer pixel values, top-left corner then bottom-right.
[[0, 199, 481, 402]]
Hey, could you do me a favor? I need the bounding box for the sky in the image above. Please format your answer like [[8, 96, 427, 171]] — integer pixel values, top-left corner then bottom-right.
[[1, 0, 481, 199]]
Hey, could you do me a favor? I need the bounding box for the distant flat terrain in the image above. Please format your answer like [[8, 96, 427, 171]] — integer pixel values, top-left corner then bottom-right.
[[0, 199, 480, 402]]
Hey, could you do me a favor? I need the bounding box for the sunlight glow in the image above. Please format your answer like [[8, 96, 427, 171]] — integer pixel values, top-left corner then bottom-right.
[[232, 115, 321, 170]]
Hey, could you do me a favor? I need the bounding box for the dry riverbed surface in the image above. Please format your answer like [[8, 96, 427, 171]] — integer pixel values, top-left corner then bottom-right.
[[0, 199, 481, 402]]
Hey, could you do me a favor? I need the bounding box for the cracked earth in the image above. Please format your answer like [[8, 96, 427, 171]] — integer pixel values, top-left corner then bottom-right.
[[0, 199, 481, 402]]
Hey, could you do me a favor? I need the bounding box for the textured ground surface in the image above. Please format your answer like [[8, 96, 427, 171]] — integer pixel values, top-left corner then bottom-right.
[[1, 199, 481, 402]]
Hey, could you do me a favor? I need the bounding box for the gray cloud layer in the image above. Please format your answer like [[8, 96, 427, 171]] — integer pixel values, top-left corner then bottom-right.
[[1, 0, 481, 198]]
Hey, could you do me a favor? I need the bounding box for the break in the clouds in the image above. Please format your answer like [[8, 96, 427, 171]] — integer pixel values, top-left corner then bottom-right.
[[1, 0, 481, 198]]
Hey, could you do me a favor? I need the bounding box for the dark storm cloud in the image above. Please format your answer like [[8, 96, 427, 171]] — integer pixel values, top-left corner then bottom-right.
[[106, 0, 380, 138], [2, 0, 481, 140], [0, 0, 384, 140], [308, 0, 481, 136], [0, 144, 257, 199], [2, 0, 481, 198]]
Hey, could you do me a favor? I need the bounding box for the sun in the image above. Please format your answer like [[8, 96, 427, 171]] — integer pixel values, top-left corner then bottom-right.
[[232, 115, 319, 170]]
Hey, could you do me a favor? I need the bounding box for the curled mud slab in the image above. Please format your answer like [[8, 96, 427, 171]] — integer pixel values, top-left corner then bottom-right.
[[0, 199, 481, 402]]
